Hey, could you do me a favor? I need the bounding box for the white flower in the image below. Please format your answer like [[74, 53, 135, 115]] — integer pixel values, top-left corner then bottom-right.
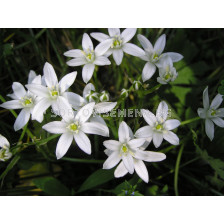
[[120, 88, 128, 98], [0, 135, 12, 162], [25, 62, 78, 123], [197, 87, 224, 141], [64, 33, 112, 83], [91, 28, 145, 65], [133, 80, 142, 90], [42, 102, 109, 159], [99, 91, 109, 102], [137, 34, 183, 82], [0, 75, 42, 131], [135, 101, 180, 148], [103, 121, 166, 183], [157, 56, 178, 84]]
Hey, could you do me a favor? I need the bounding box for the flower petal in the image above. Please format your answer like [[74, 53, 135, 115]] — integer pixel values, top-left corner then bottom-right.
[[83, 83, 95, 98], [217, 108, 224, 117], [142, 62, 156, 82], [113, 49, 123, 65], [0, 100, 23, 109], [7, 93, 18, 100], [55, 96, 73, 121], [94, 102, 117, 113], [134, 150, 166, 162], [94, 56, 111, 66], [82, 63, 95, 83], [122, 43, 145, 57], [59, 71, 77, 93], [74, 131, 91, 154], [210, 94, 223, 109], [0, 135, 10, 148], [82, 33, 93, 51], [203, 87, 209, 110], [205, 119, 214, 141], [63, 92, 85, 109], [25, 84, 49, 98], [64, 49, 84, 58], [153, 132, 163, 148], [163, 131, 179, 145], [103, 140, 122, 151], [56, 133, 73, 159], [90, 32, 110, 42], [164, 119, 180, 130], [137, 34, 153, 51], [127, 138, 145, 149], [108, 28, 120, 37], [89, 115, 107, 126], [154, 34, 166, 54], [197, 108, 206, 119], [104, 149, 113, 156], [156, 101, 168, 122], [28, 70, 37, 84], [121, 28, 136, 43], [118, 121, 130, 143], [75, 102, 95, 124], [81, 122, 109, 137], [12, 82, 26, 99], [95, 39, 113, 56], [42, 121, 67, 134], [141, 109, 157, 126], [14, 109, 30, 131], [122, 153, 134, 174], [114, 161, 128, 178], [134, 126, 153, 138], [103, 151, 121, 169], [43, 62, 58, 87], [67, 58, 86, 67], [133, 159, 149, 183], [211, 117, 224, 128], [162, 52, 183, 62]]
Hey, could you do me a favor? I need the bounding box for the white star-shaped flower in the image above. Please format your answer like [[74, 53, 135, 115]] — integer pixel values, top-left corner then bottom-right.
[[91, 28, 145, 65], [103, 121, 166, 183], [197, 86, 224, 141], [64, 33, 112, 83], [137, 34, 183, 82], [42, 102, 109, 159], [135, 101, 180, 148], [0, 134, 12, 162]]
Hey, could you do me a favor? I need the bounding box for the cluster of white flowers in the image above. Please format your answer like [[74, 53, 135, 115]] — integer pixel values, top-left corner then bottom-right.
[[2, 28, 221, 183]]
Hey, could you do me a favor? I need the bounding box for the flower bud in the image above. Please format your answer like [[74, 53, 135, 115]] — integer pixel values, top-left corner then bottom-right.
[[133, 80, 142, 90], [86, 90, 99, 102], [120, 89, 129, 98], [99, 91, 109, 102], [0, 147, 12, 162]]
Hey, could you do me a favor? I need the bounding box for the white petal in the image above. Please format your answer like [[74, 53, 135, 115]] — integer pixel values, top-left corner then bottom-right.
[[210, 94, 223, 109], [7, 93, 18, 100], [14, 109, 30, 131], [127, 138, 145, 149], [157, 77, 167, 85], [114, 161, 128, 178], [137, 34, 153, 51], [156, 101, 168, 122], [108, 28, 120, 37], [113, 49, 123, 65], [82, 63, 95, 83], [142, 62, 156, 82], [82, 33, 93, 51], [141, 109, 157, 126], [63, 92, 85, 109], [197, 108, 207, 119], [32, 98, 52, 123], [104, 49, 113, 57], [122, 43, 145, 57], [135, 150, 166, 162], [128, 126, 134, 139], [64, 49, 84, 58], [205, 119, 214, 141], [217, 108, 224, 117], [55, 96, 73, 121], [31, 75, 42, 85], [67, 58, 86, 67], [163, 131, 179, 145], [90, 32, 110, 42], [25, 84, 49, 97], [12, 82, 26, 98], [153, 132, 163, 148], [162, 52, 183, 62], [28, 70, 37, 84], [103, 140, 122, 151], [95, 39, 113, 56], [89, 115, 107, 126], [121, 28, 136, 43], [81, 122, 109, 137], [94, 102, 117, 113], [42, 121, 67, 134], [203, 86, 209, 110], [154, 34, 166, 54], [56, 133, 73, 159], [133, 159, 149, 183], [75, 102, 95, 124], [118, 121, 130, 143], [83, 83, 95, 98], [104, 149, 113, 156], [140, 140, 151, 150], [103, 151, 121, 169], [135, 126, 153, 138], [164, 119, 180, 130], [0, 135, 10, 148], [59, 71, 77, 93], [74, 131, 91, 154], [122, 154, 134, 174], [212, 117, 224, 128], [0, 100, 23, 109], [94, 56, 111, 66], [43, 62, 58, 87]]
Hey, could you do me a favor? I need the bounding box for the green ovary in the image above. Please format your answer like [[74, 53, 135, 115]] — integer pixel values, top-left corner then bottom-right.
[[122, 145, 128, 153], [156, 124, 162, 130], [51, 90, 58, 97], [164, 73, 171, 80], [211, 109, 216, 116], [24, 98, 32, 105], [69, 123, 78, 131]]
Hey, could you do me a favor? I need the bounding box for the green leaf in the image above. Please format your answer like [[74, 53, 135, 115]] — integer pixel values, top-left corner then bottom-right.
[[77, 168, 115, 193], [33, 177, 71, 196]]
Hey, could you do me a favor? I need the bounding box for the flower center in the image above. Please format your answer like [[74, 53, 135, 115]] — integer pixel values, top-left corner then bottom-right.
[[152, 52, 159, 61], [83, 50, 95, 62], [164, 73, 171, 80], [49, 86, 60, 99], [211, 109, 216, 116], [156, 124, 162, 130], [21, 96, 33, 107], [122, 145, 128, 153], [111, 36, 122, 49], [67, 122, 80, 134]]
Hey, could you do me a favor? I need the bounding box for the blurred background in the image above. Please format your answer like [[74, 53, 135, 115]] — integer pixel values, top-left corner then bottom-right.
[[0, 28, 224, 196]]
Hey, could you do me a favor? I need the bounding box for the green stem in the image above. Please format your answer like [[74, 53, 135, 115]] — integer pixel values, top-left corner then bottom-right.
[[61, 157, 104, 164], [180, 117, 201, 126], [143, 84, 162, 95]]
